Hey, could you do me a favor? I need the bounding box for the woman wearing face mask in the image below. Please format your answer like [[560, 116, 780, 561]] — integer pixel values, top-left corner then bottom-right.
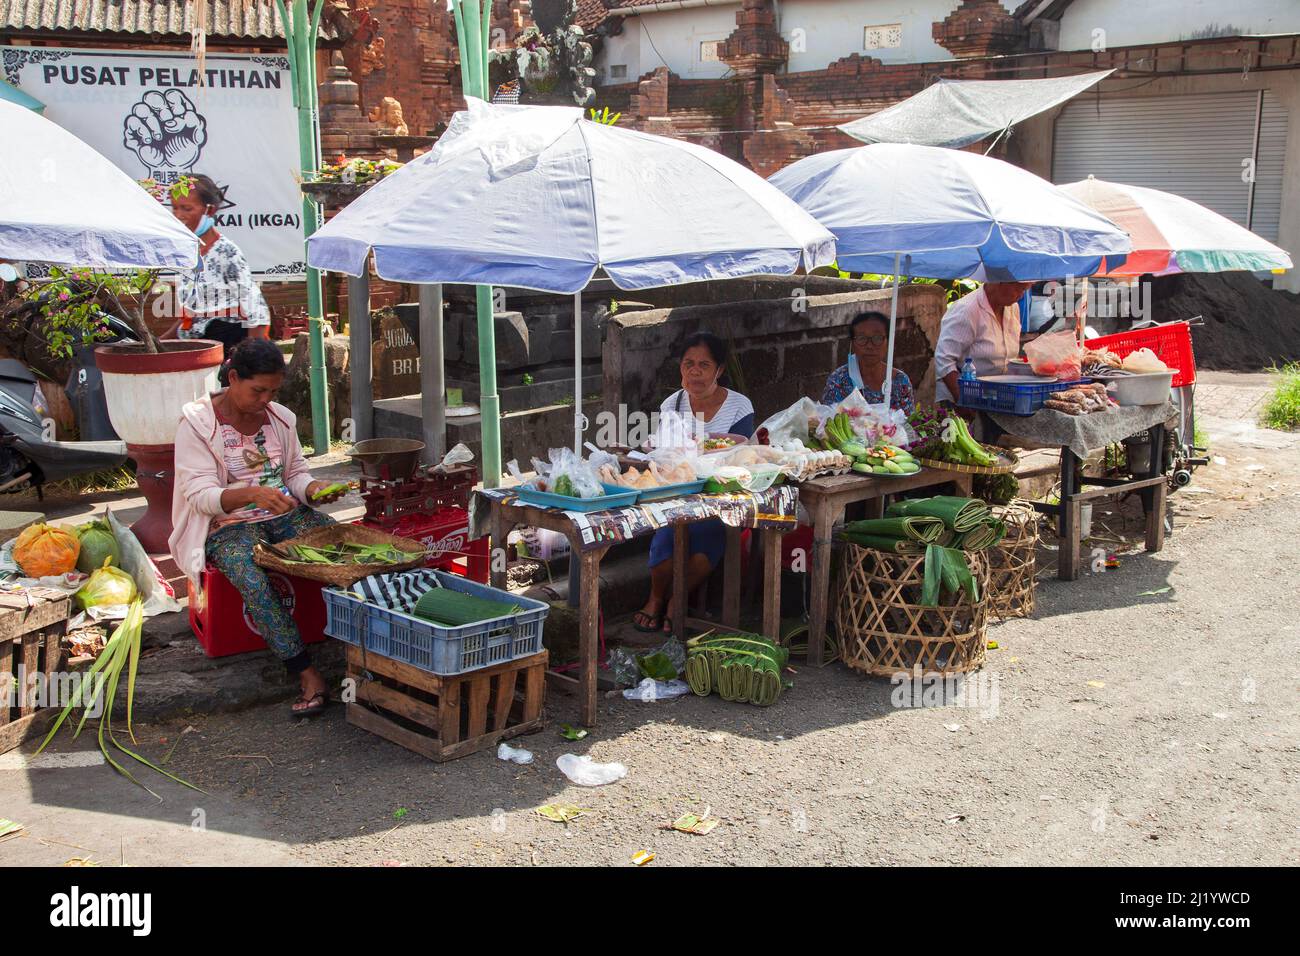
[[165, 174, 271, 354], [821, 311, 915, 414], [633, 333, 754, 633]]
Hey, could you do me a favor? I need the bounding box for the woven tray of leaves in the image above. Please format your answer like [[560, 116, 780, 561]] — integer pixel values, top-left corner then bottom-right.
[[253, 523, 427, 587]]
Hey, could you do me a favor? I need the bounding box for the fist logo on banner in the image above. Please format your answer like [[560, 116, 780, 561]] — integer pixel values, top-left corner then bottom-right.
[[122, 89, 208, 172]]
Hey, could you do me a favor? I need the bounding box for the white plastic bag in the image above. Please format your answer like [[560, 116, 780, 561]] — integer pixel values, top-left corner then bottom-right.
[[756, 397, 821, 448], [433, 442, 474, 473], [623, 678, 692, 701], [497, 742, 534, 764], [556, 753, 627, 786]]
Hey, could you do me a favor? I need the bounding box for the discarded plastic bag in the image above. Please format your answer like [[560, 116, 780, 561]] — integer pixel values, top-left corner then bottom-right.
[[497, 742, 534, 765], [623, 678, 692, 702], [556, 753, 627, 786]]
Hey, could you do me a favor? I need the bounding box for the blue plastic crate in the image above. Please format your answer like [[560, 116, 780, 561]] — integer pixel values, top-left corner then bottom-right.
[[513, 482, 639, 513], [323, 571, 549, 676], [958, 377, 1091, 416], [634, 479, 706, 503]]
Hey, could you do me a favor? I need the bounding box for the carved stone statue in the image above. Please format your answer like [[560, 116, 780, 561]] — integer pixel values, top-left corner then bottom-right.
[[368, 96, 409, 136]]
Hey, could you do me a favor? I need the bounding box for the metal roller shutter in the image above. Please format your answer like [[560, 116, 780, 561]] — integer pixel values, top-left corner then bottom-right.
[[1051, 90, 1288, 241]]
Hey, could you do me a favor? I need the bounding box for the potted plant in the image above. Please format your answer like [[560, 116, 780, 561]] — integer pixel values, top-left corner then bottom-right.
[[6, 263, 222, 553]]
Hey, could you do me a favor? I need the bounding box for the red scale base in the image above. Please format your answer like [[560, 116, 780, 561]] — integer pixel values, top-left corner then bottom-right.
[[355, 465, 489, 583]]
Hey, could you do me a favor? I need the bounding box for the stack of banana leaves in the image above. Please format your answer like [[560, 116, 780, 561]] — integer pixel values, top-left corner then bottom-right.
[[685, 632, 790, 706], [836, 496, 1007, 607], [886, 496, 1006, 551]]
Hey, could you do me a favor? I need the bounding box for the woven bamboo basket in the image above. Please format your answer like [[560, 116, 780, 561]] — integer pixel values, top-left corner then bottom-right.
[[986, 500, 1039, 621], [253, 523, 427, 587], [834, 543, 990, 677]]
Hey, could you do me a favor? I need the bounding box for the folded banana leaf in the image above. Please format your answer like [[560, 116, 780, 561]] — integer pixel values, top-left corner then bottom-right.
[[842, 516, 946, 543], [887, 496, 990, 532], [920, 545, 980, 606], [839, 533, 927, 554], [954, 521, 1004, 550]]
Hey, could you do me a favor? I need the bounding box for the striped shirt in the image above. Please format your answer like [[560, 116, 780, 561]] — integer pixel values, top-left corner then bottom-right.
[[660, 388, 755, 438], [933, 287, 1022, 403]]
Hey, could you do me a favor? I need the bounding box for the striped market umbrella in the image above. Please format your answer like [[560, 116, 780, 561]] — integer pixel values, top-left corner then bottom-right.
[[1060, 176, 1293, 277]]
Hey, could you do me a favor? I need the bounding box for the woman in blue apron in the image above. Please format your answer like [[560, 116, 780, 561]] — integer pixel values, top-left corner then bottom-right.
[[633, 333, 754, 633]]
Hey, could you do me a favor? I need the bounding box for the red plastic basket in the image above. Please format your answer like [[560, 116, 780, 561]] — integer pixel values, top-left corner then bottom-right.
[[1089, 322, 1196, 389], [189, 565, 329, 658]]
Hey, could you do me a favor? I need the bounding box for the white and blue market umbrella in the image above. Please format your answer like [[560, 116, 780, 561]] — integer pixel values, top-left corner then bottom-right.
[[0, 99, 197, 270], [769, 142, 1132, 406], [309, 98, 836, 450]]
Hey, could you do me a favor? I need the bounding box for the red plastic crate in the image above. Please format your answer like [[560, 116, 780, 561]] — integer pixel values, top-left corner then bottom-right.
[[189, 565, 329, 658], [359, 509, 489, 583], [1090, 322, 1196, 388]]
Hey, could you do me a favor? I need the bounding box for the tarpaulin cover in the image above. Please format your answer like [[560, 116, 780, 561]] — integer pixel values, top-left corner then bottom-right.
[[839, 71, 1112, 149], [307, 98, 836, 292], [0, 99, 197, 270]]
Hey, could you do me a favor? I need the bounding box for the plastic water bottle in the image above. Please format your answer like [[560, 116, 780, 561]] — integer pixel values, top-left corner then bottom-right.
[[960, 357, 977, 382]]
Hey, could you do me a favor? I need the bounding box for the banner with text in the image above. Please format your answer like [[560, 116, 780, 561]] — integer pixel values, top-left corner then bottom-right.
[[4, 46, 307, 278]]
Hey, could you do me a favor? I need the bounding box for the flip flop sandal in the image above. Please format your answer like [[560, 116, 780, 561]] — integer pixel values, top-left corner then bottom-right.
[[632, 610, 664, 633], [290, 691, 329, 720]]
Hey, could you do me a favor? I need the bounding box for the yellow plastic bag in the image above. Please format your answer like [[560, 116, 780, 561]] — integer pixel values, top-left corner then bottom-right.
[[12, 523, 80, 577]]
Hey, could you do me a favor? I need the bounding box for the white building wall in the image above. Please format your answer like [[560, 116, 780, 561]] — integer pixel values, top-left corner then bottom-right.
[[593, 1, 1021, 81], [1055, 0, 1300, 51]]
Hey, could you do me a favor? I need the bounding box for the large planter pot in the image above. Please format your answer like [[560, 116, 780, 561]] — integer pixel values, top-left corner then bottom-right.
[[95, 340, 224, 553]]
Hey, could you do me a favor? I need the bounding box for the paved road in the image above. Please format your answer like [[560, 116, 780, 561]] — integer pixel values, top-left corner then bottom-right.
[[1, 380, 1295, 866]]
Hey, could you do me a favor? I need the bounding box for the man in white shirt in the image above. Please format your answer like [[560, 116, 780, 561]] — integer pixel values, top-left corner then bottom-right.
[[933, 281, 1033, 405]]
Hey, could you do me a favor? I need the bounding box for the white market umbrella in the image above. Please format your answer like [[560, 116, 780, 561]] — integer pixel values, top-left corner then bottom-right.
[[769, 143, 1132, 407], [1060, 176, 1293, 277], [0, 99, 197, 270], [308, 98, 836, 451]]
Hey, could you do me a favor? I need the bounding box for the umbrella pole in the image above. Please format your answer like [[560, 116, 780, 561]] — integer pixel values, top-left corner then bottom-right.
[[420, 283, 446, 463], [476, 285, 501, 486], [574, 292, 583, 453], [883, 251, 901, 411]]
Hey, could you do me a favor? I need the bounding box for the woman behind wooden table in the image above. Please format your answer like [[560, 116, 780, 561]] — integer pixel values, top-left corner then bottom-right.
[[633, 332, 755, 634]]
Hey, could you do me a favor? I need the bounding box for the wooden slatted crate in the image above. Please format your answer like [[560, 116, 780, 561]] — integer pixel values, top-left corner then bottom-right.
[[345, 646, 546, 762], [0, 594, 70, 755]]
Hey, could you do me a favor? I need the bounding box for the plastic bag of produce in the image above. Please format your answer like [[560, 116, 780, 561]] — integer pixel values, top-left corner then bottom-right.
[[756, 397, 823, 448], [75, 560, 138, 610], [525, 447, 604, 498], [12, 523, 80, 577], [1024, 329, 1082, 380], [1119, 347, 1170, 374], [74, 519, 121, 574]]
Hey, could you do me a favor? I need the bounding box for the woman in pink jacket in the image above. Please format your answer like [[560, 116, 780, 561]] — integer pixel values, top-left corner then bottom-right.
[[170, 339, 346, 717]]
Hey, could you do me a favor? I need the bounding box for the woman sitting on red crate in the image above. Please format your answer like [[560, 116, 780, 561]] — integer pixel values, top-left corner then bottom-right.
[[170, 339, 347, 718]]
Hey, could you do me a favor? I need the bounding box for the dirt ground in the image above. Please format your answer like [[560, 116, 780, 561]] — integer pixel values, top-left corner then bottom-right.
[[0, 376, 1296, 867]]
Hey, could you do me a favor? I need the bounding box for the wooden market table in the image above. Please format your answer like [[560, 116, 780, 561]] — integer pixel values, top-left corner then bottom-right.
[[480, 487, 798, 727], [991, 404, 1175, 581], [800, 469, 973, 668]]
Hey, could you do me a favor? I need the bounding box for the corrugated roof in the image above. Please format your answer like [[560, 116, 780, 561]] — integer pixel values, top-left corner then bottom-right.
[[0, 0, 341, 42]]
